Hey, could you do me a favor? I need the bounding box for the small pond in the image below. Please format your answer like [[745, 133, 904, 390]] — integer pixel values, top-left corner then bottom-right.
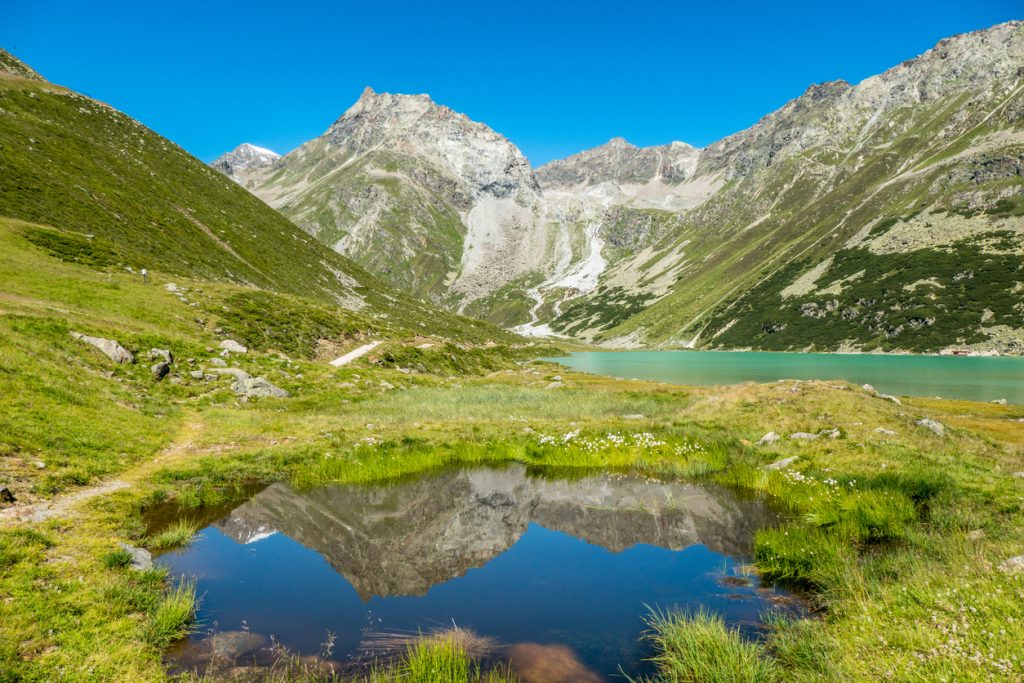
[[156, 466, 802, 680]]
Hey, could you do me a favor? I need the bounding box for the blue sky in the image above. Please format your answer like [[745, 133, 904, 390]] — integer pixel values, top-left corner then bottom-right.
[[1, 1, 1020, 165]]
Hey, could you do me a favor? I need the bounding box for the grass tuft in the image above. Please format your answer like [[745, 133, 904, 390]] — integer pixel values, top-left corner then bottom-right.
[[145, 578, 197, 648], [145, 519, 199, 550], [640, 608, 778, 682]]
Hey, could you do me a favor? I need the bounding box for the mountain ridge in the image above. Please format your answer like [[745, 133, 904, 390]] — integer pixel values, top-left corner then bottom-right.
[[213, 20, 1024, 354]]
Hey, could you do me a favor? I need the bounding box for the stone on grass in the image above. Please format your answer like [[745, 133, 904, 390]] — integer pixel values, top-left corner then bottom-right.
[[998, 555, 1024, 574], [0, 487, 15, 505], [545, 381, 564, 390], [148, 348, 173, 363], [219, 339, 247, 354], [69, 331, 134, 364], [119, 543, 153, 571], [188, 370, 204, 380], [874, 427, 897, 436], [878, 394, 901, 405], [991, 398, 1007, 405], [150, 361, 170, 380], [766, 456, 799, 471], [208, 357, 227, 367], [916, 418, 945, 437], [757, 432, 780, 446], [819, 428, 841, 439], [208, 368, 288, 399], [861, 384, 876, 393], [789, 432, 820, 440]]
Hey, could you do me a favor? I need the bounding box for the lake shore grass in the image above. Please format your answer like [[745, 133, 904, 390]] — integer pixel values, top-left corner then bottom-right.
[[2, 226, 1023, 680]]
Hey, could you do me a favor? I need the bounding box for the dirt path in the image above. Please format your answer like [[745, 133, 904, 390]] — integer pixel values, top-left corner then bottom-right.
[[0, 420, 208, 526]]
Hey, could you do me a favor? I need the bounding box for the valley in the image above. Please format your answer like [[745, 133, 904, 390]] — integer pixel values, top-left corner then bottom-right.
[[0, 18, 1023, 683]]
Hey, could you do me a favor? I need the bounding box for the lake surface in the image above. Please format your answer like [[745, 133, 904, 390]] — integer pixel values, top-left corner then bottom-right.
[[157, 466, 799, 680], [547, 351, 1024, 404]]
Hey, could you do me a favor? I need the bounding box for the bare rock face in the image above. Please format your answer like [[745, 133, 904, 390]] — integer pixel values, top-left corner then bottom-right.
[[536, 137, 700, 189], [69, 331, 134, 364], [211, 143, 280, 188]]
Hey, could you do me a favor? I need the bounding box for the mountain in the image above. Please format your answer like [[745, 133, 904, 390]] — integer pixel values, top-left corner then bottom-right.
[[211, 143, 280, 188], [0, 48, 511, 344], [215, 21, 1024, 355]]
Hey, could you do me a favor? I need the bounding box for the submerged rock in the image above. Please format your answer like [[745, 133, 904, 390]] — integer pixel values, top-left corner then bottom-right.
[[916, 418, 945, 437], [69, 331, 134, 364]]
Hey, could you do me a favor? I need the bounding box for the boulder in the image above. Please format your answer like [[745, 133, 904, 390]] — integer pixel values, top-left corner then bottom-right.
[[119, 543, 153, 571], [878, 394, 901, 405], [819, 428, 841, 439], [188, 370, 205, 380], [789, 432, 820, 440], [219, 339, 248, 354], [69, 331, 134, 364], [874, 427, 897, 436], [148, 348, 173, 363], [916, 418, 945, 437], [766, 455, 799, 471], [991, 398, 1008, 405], [756, 432, 781, 446], [209, 357, 227, 367], [207, 631, 268, 659], [150, 361, 170, 380], [208, 368, 288, 398]]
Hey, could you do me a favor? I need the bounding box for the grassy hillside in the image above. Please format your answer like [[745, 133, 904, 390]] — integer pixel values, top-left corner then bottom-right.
[[0, 50, 511, 344]]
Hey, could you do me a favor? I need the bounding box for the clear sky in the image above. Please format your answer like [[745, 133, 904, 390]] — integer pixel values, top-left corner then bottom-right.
[[1, 1, 1020, 165]]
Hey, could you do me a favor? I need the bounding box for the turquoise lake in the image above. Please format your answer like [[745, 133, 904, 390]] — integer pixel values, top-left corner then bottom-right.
[[546, 351, 1024, 404]]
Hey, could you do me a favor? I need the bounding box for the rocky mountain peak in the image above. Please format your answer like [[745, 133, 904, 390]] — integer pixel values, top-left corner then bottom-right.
[[211, 143, 280, 181], [322, 88, 538, 199], [537, 137, 701, 190]]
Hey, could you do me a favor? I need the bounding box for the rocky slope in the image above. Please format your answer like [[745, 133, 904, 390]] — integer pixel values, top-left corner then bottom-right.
[[216, 21, 1024, 354]]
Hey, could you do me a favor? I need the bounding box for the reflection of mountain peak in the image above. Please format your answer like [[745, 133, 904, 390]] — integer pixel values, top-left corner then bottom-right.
[[214, 466, 774, 599]]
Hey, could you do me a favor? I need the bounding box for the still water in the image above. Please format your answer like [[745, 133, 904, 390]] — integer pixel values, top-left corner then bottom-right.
[[157, 466, 800, 680], [547, 350, 1024, 404]]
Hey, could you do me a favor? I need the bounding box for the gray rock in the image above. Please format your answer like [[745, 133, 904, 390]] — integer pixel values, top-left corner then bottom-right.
[[208, 368, 288, 398], [150, 361, 170, 380], [209, 357, 227, 367], [1011, 472, 1024, 479], [622, 414, 644, 420], [0, 487, 15, 504], [991, 398, 1007, 405], [874, 427, 897, 436], [235, 376, 288, 399], [69, 331, 134, 364], [819, 428, 841, 439], [119, 543, 153, 571], [188, 370, 205, 380], [998, 555, 1024, 574], [789, 432, 820, 440], [33, 460, 45, 470], [148, 348, 173, 363], [878, 394, 902, 405], [545, 381, 564, 390], [219, 339, 248, 354], [163, 283, 180, 293], [861, 384, 876, 393], [766, 455, 799, 471], [756, 432, 781, 445], [916, 418, 945, 437]]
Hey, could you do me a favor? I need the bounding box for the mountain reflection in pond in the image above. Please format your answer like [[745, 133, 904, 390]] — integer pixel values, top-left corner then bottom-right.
[[161, 466, 801, 679]]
